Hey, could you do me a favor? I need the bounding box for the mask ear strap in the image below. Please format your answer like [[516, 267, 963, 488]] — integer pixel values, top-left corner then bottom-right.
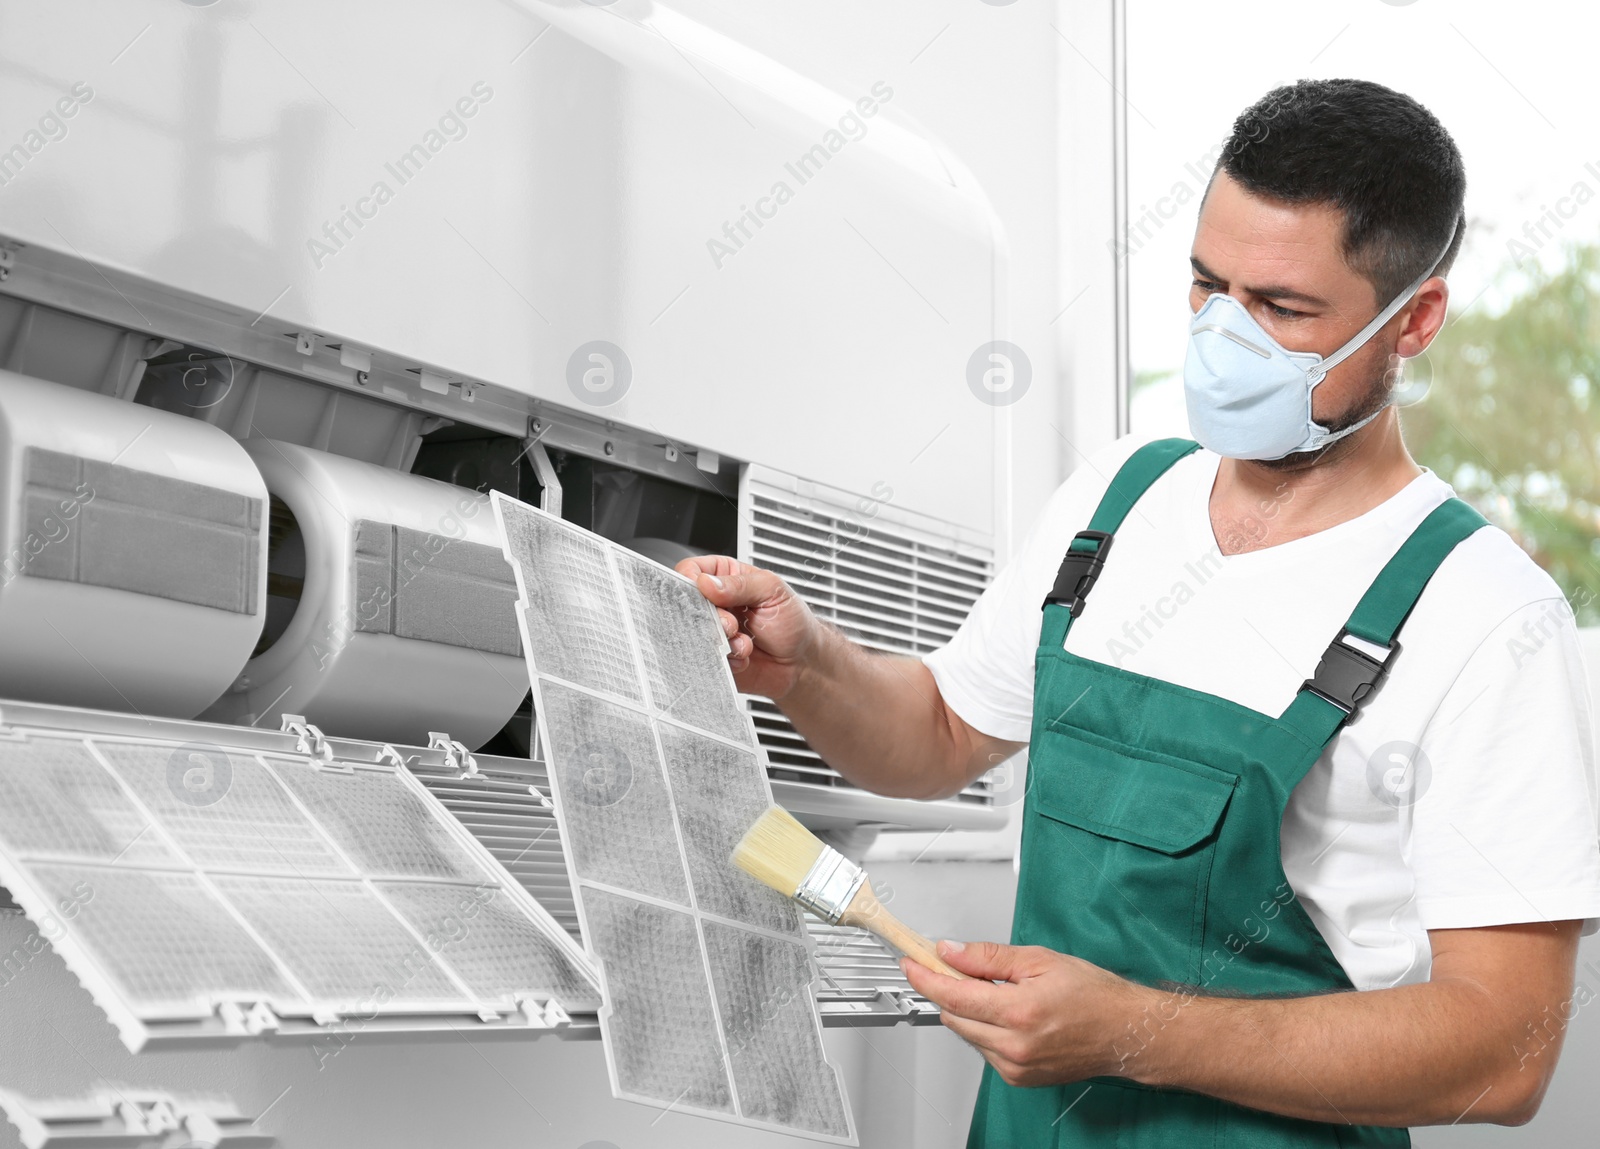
[[1308, 226, 1458, 385], [1308, 397, 1388, 449]]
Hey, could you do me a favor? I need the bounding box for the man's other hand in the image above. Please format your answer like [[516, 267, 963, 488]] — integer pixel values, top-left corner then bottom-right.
[[901, 939, 1143, 1087]]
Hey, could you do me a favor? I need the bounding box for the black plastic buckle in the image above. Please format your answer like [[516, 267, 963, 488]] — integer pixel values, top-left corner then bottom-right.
[[1041, 530, 1115, 618], [1301, 629, 1395, 717]]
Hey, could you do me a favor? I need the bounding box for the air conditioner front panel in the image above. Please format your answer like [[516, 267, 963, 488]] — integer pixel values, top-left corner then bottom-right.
[[0, 0, 1002, 536]]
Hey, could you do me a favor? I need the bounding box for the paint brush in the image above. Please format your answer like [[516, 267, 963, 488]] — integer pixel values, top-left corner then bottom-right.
[[731, 805, 968, 979]]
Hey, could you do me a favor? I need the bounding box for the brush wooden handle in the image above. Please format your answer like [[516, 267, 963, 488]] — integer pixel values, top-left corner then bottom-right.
[[839, 879, 969, 979]]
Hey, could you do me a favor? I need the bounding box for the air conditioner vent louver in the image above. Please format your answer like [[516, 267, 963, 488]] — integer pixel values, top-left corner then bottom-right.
[[0, 709, 602, 1050], [744, 473, 998, 808], [412, 765, 580, 942], [0, 700, 938, 1042]]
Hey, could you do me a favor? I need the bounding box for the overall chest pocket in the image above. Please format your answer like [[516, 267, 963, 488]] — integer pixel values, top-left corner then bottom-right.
[[1018, 718, 1237, 984]]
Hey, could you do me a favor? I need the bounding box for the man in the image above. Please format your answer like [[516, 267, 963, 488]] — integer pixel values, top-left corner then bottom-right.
[[681, 79, 1600, 1144]]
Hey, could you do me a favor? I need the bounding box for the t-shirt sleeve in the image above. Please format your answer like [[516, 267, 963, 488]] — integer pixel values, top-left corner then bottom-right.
[[1409, 597, 1600, 933], [921, 525, 1046, 743], [922, 433, 1153, 743]]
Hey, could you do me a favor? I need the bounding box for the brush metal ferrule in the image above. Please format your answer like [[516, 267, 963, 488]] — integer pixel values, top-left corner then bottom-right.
[[792, 846, 865, 924]]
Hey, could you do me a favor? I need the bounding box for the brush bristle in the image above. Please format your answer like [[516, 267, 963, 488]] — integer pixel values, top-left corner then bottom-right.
[[731, 805, 828, 897]]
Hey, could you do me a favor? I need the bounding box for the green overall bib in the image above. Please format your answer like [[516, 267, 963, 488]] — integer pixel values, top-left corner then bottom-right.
[[968, 438, 1489, 1148]]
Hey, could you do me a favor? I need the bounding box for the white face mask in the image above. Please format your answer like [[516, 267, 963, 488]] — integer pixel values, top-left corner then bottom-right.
[[1182, 234, 1454, 461]]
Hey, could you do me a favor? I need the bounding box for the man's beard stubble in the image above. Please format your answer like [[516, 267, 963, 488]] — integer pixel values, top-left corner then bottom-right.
[[1252, 357, 1395, 474]]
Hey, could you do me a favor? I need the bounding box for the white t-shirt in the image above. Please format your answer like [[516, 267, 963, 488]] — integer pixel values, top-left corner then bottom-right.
[[924, 433, 1600, 991]]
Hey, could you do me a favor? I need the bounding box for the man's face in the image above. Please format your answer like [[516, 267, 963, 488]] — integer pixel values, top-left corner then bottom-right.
[[1189, 171, 1398, 445]]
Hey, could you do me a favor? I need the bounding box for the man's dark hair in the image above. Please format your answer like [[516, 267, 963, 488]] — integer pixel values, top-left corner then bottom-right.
[[1217, 78, 1466, 304]]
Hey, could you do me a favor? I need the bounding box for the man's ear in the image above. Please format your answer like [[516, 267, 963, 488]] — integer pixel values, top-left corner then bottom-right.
[[1397, 277, 1450, 358]]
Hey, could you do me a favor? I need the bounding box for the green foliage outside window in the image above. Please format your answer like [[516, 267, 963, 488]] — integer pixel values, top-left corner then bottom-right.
[[1404, 244, 1600, 623]]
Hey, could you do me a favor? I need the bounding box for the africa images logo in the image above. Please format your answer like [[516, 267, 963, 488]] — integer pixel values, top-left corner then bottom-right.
[[1365, 740, 1432, 809], [966, 340, 1031, 406], [165, 741, 233, 807], [706, 81, 895, 270], [566, 341, 632, 406], [571, 740, 634, 808]]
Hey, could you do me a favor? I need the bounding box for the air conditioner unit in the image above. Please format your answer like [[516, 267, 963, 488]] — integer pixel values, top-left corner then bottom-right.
[[0, 0, 1072, 1142]]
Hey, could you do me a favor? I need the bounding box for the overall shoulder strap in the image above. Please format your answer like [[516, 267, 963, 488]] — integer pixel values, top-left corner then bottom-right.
[[1084, 437, 1203, 536], [1281, 496, 1490, 746], [1040, 438, 1199, 646], [1341, 497, 1490, 646]]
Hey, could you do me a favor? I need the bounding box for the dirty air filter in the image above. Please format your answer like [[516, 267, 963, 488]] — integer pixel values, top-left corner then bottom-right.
[[0, 718, 600, 1050], [403, 741, 943, 1029], [202, 440, 525, 748], [0, 372, 268, 718], [493, 494, 855, 1145]]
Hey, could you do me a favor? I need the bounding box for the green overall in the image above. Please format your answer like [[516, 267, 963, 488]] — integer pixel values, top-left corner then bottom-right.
[[968, 438, 1488, 1148]]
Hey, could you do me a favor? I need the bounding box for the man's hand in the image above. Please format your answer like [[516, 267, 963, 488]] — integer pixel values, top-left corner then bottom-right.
[[900, 940, 1144, 1087], [675, 555, 821, 700], [905, 922, 1583, 1127]]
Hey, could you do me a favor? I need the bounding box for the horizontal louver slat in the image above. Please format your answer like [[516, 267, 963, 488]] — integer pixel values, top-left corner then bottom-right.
[[751, 528, 990, 608], [750, 497, 991, 578], [750, 516, 992, 599]]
